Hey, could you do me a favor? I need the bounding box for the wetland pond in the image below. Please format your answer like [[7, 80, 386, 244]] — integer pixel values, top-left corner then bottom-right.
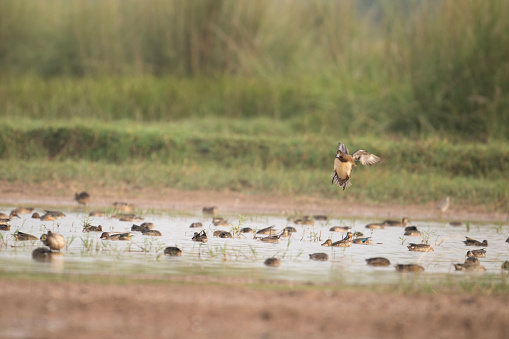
[[1, 205, 508, 286]]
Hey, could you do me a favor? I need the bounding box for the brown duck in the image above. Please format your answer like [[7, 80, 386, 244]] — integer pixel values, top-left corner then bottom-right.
[[75, 191, 91, 206], [331, 142, 381, 190]]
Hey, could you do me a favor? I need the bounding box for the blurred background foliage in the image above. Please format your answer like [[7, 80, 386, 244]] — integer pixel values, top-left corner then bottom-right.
[[0, 0, 507, 140], [0, 0, 508, 208]]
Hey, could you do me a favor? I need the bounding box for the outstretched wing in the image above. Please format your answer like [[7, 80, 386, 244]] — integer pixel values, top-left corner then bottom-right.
[[336, 142, 349, 155], [352, 150, 381, 166]]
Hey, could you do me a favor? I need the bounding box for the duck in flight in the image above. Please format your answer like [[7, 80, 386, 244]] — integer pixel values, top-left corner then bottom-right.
[[332, 142, 381, 190]]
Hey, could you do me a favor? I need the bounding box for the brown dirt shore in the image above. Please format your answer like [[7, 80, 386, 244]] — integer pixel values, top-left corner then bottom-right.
[[0, 181, 507, 222], [0, 277, 508, 339], [1, 181, 509, 338]]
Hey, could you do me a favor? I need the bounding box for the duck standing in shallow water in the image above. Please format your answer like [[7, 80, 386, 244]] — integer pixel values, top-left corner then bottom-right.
[[331, 142, 381, 190], [75, 191, 91, 206], [40, 231, 65, 251]]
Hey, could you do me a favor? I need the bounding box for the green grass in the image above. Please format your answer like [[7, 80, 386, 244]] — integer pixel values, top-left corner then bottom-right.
[[1, 270, 508, 295], [0, 1, 508, 210], [0, 118, 508, 210]]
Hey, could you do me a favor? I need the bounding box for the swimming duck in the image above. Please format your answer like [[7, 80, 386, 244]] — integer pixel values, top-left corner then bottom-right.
[[164, 247, 182, 256], [466, 249, 486, 258], [213, 230, 232, 238], [256, 225, 276, 235], [331, 141, 381, 190], [294, 216, 315, 225], [83, 224, 103, 232], [89, 211, 106, 217], [404, 226, 421, 236], [12, 207, 34, 214], [32, 247, 54, 262], [436, 196, 450, 218], [283, 226, 298, 233], [502, 261, 509, 270], [407, 243, 434, 252], [506, 237, 509, 243], [313, 215, 328, 221], [463, 237, 488, 247], [454, 257, 486, 271], [353, 231, 364, 237], [259, 233, 282, 243], [192, 230, 208, 243], [321, 232, 353, 247], [113, 202, 135, 213], [44, 210, 66, 219], [131, 224, 150, 232], [382, 217, 408, 227], [213, 218, 230, 227], [13, 231, 38, 241], [366, 257, 391, 266], [202, 206, 218, 215], [352, 237, 372, 245], [0, 211, 19, 220], [329, 226, 352, 232], [218, 231, 233, 239], [100, 232, 132, 241], [240, 227, 253, 234], [264, 258, 281, 267], [119, 215, 143, 222], [31, 212, 40, 219], [39, 214, 54, 221], [395, 264, 425, 272], [448, 221, 464, 227], [309, 253, 329, 261], [189, 222, 203, 228], [40, 231, 65, 251], [365, 222, 385, 230], [0, 224, 10, 231], [74, 191, 91, 206], [141, 229, 162, 236]]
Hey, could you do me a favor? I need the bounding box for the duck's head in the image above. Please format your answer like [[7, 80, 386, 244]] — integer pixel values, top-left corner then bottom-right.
[[321, 239, 332, 246]]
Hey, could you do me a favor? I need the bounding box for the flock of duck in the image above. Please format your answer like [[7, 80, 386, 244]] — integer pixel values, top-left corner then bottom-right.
[[0, 190, 508, 273]]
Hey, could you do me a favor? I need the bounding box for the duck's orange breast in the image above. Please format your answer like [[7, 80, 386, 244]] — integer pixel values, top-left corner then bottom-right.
[[334, 158, 354, 180]]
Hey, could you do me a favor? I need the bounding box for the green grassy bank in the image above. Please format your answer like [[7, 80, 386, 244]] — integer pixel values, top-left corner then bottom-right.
[[1, 119, 507, 210]]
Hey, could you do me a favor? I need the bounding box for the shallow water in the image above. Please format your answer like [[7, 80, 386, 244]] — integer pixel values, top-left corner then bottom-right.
[[1, 205, 508, 286]]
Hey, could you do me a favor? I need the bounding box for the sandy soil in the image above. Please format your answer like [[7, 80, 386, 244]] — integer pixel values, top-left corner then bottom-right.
[[1, 278, 508, 339], [1, 181, 509, 339]]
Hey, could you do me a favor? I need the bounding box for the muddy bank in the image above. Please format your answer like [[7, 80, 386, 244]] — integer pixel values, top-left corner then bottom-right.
[[0, 181, 507, 222]]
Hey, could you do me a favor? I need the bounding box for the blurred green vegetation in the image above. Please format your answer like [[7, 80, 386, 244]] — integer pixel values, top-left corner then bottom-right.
[[0, 0, 508, 210], [0, 0, 507, 140]]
